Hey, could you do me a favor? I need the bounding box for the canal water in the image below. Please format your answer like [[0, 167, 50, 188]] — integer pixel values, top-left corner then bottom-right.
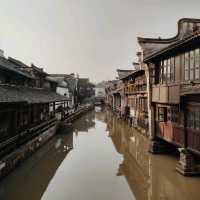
[[0, 107, 200, 200]]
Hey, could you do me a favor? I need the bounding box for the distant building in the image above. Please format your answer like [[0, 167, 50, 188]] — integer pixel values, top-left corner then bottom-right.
[[105, 69, 132, 113], [47, 74, 78, 108], [95, 81, 106, 105], [77, 78, 95, 104], [120, 66, 148, 134], [95, 87, 105, 98]]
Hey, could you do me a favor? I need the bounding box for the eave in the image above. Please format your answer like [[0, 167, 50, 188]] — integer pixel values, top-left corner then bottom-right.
[[143, 31, 200, 63]]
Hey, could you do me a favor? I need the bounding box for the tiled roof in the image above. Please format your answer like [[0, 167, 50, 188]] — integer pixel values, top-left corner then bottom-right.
[[120, 69, 145, 80], [117, 69, 134, 79], [0, 57, 34, 79], [0, 84, 69, 104], [143, 30, 200, 62], [138, 18, 200, 61]]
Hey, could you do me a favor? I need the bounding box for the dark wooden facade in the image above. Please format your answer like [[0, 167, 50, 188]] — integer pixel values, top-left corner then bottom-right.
[[77, 78, 95, 104], [138, 18, 200, 175], [121, 69, 148, 133], [0, 55, 69, 158]]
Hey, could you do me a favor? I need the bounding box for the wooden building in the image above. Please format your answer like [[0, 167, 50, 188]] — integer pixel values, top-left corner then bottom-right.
[[120, 68, 148, 134], [77, 78, 95, 104], [105, 80, 118, 109], [47, 74, 78, 108], [138, 18, 200, 175], [116, 69, 134, 117], [105, 70, 133, 115], [0, 54, 69, 158]]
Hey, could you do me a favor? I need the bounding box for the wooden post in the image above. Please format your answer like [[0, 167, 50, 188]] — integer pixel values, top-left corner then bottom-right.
[[53, 102, 55, 115], [183, 105, 188, 149]]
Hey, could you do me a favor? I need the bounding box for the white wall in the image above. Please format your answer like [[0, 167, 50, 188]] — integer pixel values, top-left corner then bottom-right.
[[95, 87, 105, 97], [56, 87, 70, 98]]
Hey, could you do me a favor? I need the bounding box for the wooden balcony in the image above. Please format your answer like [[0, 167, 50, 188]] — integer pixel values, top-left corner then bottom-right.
[[152, 84, 180, 104], [180, 81, 200, 96], [124, 84, 147, 95]]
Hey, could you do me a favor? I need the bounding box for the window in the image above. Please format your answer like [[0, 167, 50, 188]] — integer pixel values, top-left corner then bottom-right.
[[188, 112, 195, 129], [184, 52, 189, 81], [159, 61, 163, 83], [158, 107, 167, 122], [167, 106, 178, 123], [195, 49, 200, 80], [195, 112, 200, 130], [163, 60, 167, 83], [183, 49, 200, 81], [188, 111, 200, 130], [167, 59, 171, 82], [151, 68, 155, 84], [170, 57, 175, 82], [190, 50, 195, 80], [175, 55, 180, 76], [159, 57, 175, 84]]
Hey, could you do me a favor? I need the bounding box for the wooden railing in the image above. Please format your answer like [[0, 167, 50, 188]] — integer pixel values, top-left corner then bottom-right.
[[124, 84, 147, 94], [0, 118, 57, 158]]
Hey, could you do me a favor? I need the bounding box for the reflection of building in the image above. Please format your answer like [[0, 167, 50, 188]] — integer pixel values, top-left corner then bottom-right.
[[73, 111, 95, 134], [105, 110, 200, 200], [95, 106, 106, 122], [0, 133, 74, 200]]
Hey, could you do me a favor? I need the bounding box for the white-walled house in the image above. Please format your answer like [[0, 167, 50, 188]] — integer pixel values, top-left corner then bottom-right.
[[95, 87, 105, 98], [95, 82, 106, 98], [47, 74, 77, 108], [56, 82, 70, 98]]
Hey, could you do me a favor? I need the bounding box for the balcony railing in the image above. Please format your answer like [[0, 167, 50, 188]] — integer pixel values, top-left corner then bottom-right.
[[124, 84, 147, 94]]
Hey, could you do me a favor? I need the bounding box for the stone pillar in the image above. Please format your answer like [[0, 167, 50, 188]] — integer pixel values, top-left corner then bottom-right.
[[176, 148, 200, 176], [176, 104, 200, 176]]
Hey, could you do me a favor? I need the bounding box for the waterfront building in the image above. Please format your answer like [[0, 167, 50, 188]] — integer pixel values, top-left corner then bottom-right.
[[120, 59, 149, 135], [47, 74, 78, 108], [105, 70, 132, 114], [116, 69, 133, 117], [105, 80, 118, 109], [77, 78, 95, 104], [0, 52, 69, 163], [138, 18, 200, 175], [94, 81, 106, 105]]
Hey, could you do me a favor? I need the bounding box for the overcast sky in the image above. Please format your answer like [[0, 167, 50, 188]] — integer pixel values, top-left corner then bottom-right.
[[0, 0, 200, 82]]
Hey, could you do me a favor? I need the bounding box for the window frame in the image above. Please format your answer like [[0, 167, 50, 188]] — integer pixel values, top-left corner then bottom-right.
[[190, 50, 195, 81], [184, 52, 190, 81], [158, 107, 167, 122], [195, 48, 200, 80]]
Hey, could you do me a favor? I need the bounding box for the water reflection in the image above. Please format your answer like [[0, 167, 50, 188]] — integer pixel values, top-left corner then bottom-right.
[[0, 109, 199, 200], [105, 110, 200, 200], [74, 111, 95, 135], [0, 133, 74, 200], [0, 112, 96, 200]]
